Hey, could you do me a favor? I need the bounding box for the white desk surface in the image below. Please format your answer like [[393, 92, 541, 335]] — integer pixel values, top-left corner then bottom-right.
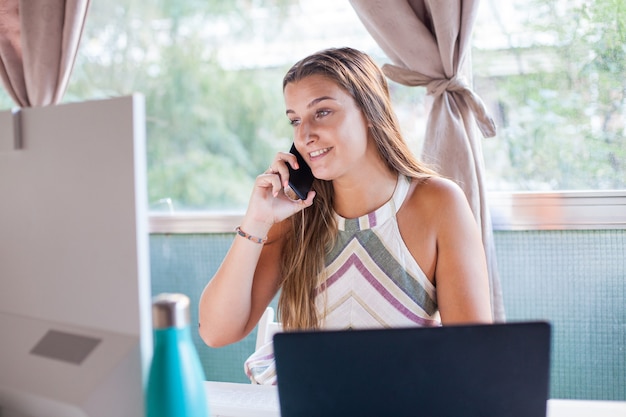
[[205, 381, 626, 417], [547, 399, 626, 417]]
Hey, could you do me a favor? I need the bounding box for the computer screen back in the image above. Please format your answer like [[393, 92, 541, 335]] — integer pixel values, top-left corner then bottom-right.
[[274, 322, 551, 417], [0, 95, 151, 417]]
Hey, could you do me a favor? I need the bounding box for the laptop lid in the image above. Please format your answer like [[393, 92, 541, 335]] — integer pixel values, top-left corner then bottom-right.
[[274, 321, 551, 417]]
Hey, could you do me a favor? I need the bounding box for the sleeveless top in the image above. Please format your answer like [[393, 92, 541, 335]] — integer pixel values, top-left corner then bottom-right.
[[244, 175, 441, 384]]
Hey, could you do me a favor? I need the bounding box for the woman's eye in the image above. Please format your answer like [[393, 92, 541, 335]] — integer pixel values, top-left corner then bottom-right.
[[316, 110, 330, 118], [289, 118, 300, 126]]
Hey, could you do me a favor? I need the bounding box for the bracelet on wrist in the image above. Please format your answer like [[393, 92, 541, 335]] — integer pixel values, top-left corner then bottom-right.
[[235, 226, 268, 244]]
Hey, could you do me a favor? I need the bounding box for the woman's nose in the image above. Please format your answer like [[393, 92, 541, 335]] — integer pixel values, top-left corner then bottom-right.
[[295, 120, 315, 145]]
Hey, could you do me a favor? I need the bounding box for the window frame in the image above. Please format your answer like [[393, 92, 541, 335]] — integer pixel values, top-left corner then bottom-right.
[[148, 190, 626, 233]]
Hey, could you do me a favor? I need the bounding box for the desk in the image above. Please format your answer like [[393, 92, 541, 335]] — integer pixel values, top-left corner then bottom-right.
[[205, 381, 626, 417], [547, 399, 626, 417]]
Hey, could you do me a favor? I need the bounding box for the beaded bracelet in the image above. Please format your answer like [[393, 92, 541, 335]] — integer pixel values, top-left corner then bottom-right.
[[235, 226, 268, 244]]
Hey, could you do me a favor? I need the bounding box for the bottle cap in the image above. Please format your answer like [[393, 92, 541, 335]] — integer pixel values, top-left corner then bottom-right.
[[152, 293, 191, 329]]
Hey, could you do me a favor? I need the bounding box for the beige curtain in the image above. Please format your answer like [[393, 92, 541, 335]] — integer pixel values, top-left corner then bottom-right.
[[0, 0, 90, 107], [350, 0, 505, 321]]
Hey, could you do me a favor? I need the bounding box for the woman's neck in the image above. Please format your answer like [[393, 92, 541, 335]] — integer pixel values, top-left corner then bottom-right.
[[332, 163, 398, 219]]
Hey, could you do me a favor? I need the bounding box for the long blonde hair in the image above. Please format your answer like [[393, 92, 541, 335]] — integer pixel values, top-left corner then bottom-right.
[[278, 47, 436, 330]]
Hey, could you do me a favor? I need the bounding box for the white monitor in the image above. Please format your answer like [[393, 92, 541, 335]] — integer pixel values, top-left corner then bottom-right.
[[0, 95, 152, 417]]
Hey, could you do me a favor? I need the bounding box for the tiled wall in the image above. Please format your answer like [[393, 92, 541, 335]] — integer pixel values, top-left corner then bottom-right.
[[494, 229, 625, 400]]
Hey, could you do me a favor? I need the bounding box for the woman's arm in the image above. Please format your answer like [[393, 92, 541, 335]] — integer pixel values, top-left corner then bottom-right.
[[198, 152, 316, 347], [401, 177, 493, 324], [198, 220, 284, 347], [432, 178, 493, 324]]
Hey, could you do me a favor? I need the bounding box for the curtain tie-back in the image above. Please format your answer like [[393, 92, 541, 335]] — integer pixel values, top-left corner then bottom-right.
[[382, 63, 497, 138]]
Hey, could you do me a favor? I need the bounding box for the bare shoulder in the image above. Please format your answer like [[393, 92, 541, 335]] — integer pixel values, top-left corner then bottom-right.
[[405, 176, 469, 219]]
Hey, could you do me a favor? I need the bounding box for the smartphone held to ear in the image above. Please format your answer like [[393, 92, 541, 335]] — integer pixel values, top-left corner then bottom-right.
[[287, 143, 314, 200]]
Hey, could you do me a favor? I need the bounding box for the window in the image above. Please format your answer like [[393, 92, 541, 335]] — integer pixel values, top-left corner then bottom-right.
[[473, 0, 625, 191], [0, 0, 429, 212], [1, 0, 622, 212]]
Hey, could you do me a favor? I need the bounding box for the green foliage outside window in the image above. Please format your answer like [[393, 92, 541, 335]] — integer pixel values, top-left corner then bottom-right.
[[64, 0, 297, 210], [474, 0, 625, 190]]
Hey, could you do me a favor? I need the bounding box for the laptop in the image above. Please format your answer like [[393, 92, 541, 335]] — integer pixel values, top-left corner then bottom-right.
[[273, 321, 551, 417]]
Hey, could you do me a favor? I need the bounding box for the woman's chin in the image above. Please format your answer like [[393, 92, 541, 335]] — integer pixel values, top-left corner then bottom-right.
[[311, 169, 332, 182]]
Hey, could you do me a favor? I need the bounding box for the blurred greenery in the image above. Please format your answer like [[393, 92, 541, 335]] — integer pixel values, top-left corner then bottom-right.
[[474, 0, 626, 190], [62, 0, 297, 210]]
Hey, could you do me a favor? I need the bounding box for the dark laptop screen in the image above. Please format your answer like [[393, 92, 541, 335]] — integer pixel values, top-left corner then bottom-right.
[[274, 322, 551, 417]]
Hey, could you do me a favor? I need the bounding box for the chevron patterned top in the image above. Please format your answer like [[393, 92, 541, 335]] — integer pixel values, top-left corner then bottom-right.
[[244, 175, 441, 384], [315, 174, 441, 329]]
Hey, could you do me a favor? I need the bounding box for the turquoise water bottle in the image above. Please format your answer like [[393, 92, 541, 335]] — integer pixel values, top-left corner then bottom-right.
[[146, 293, 209, 417]]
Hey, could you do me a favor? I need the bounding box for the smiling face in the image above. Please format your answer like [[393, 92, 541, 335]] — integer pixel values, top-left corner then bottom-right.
[[284, 74, 375, 182]]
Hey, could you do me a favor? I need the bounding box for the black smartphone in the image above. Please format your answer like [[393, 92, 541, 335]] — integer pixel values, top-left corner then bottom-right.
[[287, 143, 314, 200]]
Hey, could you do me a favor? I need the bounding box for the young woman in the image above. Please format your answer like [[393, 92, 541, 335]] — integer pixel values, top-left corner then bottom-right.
[[199, 47, 493, 384]]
